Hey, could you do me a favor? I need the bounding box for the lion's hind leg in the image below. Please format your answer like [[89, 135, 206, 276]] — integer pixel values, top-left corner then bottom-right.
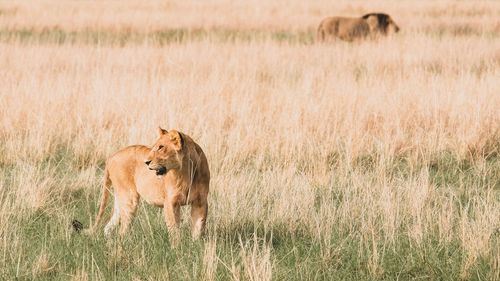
[[118, 191, 139, 236], [104, 196, 120, 236], [103, 185, 139, 237]]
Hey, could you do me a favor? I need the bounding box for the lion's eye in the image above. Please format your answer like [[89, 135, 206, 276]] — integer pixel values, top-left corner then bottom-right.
[[158, 145, 164, 150]]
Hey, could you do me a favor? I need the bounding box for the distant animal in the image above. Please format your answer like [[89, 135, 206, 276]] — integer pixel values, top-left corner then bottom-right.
[[80, 128, 210, 242], [317, 13, 400, 42]]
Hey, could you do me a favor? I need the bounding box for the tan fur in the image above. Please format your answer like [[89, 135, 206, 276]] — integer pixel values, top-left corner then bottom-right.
[[90, 128, 210, 242], [317, 13, 400, 42]]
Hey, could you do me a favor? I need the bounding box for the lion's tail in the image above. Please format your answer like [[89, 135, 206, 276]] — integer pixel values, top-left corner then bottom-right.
[[91, 167, 112, 230]]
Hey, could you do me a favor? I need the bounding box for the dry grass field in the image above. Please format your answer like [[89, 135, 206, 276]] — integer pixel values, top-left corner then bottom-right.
[[1, 0, 499, 280]]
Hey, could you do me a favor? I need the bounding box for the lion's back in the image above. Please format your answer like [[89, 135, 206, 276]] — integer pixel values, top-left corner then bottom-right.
[[106, 145, 150, 176], [318, 16, 368, 41]]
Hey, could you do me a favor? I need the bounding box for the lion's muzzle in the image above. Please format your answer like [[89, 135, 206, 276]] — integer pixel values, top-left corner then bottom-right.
[[145, 160, 168, 176], [153, 166, 167, 176]]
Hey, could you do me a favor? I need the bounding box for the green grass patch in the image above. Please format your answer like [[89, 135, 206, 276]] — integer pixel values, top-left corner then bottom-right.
[[0, 27, 316, 46], [0, 148, 498, 280]]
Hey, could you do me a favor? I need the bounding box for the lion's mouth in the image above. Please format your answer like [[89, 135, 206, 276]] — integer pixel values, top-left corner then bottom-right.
[[152, 166, 167, 176]]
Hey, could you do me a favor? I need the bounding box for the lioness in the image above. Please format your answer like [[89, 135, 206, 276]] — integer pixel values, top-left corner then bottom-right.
[[317, 13, 400, 42], [89, 128, 210, 241]]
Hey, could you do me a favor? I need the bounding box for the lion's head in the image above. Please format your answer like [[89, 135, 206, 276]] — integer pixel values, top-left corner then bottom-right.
[[362, 13, 400, 35], [144, 128, 184, 176]]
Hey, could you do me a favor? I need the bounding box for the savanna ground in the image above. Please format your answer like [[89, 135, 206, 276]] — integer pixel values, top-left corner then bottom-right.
[[0, 0, 499, 280]]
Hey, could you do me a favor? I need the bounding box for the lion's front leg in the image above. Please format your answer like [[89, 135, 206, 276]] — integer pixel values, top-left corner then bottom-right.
[[190, 197, 208, 240], [164, 199, 181, 244]]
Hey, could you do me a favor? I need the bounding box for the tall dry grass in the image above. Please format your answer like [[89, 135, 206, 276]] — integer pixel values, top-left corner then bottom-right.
[[0, 0, 499, 280], [1, 0, 500, 34]]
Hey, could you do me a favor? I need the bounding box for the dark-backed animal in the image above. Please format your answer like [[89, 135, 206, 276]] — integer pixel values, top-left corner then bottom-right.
[[317, 13, 400, 42]]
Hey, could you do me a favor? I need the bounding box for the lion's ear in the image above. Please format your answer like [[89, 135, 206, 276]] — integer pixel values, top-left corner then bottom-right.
[[168, 130, 183, 151], [158, 127, 168, 136]]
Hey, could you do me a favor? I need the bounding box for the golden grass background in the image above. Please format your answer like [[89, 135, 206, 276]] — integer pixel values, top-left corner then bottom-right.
[[0, 0, 499, 280]]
